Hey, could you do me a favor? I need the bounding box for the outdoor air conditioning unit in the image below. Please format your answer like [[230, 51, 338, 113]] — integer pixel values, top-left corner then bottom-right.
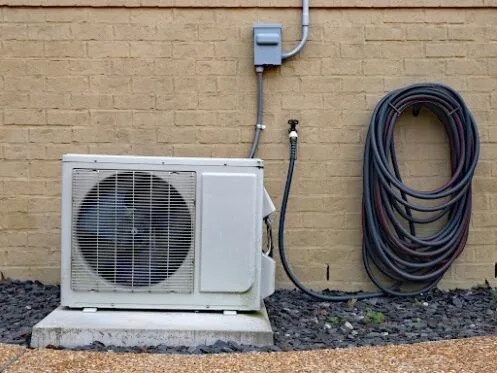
[[60, 154, 275, 312]]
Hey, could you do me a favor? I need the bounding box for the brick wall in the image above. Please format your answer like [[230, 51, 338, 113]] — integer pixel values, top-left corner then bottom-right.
[[1, 4, 497, 290]]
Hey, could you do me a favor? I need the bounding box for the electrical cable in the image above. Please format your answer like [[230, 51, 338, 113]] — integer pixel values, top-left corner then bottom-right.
[[282, 0, 309, 60], [278, 84, 480, 300], [248, 68, 264, 158]]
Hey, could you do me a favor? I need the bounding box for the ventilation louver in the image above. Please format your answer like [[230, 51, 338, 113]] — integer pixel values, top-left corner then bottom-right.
[[71, 169, 196, 293]]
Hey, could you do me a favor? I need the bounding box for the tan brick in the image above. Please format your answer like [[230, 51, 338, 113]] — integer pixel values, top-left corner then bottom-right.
[[0, 59, 27, 75], [72, 127, 117, 144], [46, 77, 89, 93], [406, 25, 447, 41], [301, 77, 341, 93], [88, 8, 130, 24], [88, 41, 129, 58], [4, 76, 45, 92], [3, 143, 46, 160], [341, 77, 383, 92], [134, 110, 174, 127], [4, 109, 45, 125], [0, 232, 28, 247], [0, 128, 28, 143], [26, 59, 70, 75], [113, 95, 155, 110], [112, 24, 158, 41], [196, 60, 237, 76], [281, 60, 322, 76], [2, 41, 44, 57], [384, 9, 425, 23], [173, 9, 215, 24], [426, 42, 466, 57], [173, 43, 215, 59], [199, 93, 237, 110], [424, 10, 466, 24], [46, 110, 89, 126], [111, 59, 154, 76], [44, 41, 85, 57], [197, 128, 240, 144], [0, 93, 29, 108], [0, 213, 36, 230], [0, 197, 28, 212], [363, 59, 402, 76], [88, 143, 132, 155], [130, 144, 173, 157], [157, 127, 196, 144], [198, 25, 236, 41], [130, 8, 172, 24], [2, 8, 45, 23], [467, 77, 497, 92], [324, 26, 364, 43], [282, 94, 322, 110], [129, 42, 172, 58], [381, 42, 424, 58], [0, 24, 29, 40], [1, 248, 59, 266], [44, 8, 88, 23], [90, 76, 130, 93], [28, 197, 60, 213], [156, 94, 198, 110], [45, 144, 89, 160], [70, 94, 113, 109], [321, 59, 362, 76], [404, 59, 446, 76], [155, 59, 195, 76], [29, 93, 70, 109], [91, 110, 132, 126], [447, 26, 486, 41], [29, 127, 71, 144], [71, 23, 113, 41], [27, 232, 59, 248], [467, 43, 497, 58], [175, 77, 217, 93], [174, 110, 216, 126], [365, 26, 404, 41], [156, 24, 197, 42], [27, 24, 72, 40]]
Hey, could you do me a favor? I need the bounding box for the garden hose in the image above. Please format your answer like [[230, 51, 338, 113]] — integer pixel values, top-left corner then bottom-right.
[[278, 84, 480, 300]]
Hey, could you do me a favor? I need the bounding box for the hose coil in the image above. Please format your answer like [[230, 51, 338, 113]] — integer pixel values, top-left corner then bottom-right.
[[278, 84, 479, 300], [362, 83, 479, 296]]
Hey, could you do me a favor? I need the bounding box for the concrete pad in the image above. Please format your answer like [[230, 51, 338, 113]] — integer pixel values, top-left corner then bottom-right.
[[0, 344, 24, 370], [30, 306, 273, 348], [7, 337, 497, 373]]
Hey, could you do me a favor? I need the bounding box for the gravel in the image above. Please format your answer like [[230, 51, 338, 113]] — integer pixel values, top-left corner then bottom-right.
[[1, 279, 497, 354]]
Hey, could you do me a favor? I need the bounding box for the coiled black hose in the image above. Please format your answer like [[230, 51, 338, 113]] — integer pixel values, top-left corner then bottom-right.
[[279, 84, 479, 300]]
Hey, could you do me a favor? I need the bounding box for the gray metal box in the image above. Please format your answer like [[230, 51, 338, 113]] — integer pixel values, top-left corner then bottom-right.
[[253, 24, 282, 66]]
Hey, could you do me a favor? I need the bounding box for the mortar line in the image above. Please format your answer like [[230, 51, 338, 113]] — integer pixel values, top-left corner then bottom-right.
[[0, 349, 27, 373]]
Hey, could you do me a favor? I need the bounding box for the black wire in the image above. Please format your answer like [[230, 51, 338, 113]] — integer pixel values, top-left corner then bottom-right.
[[278, 83, 479, 300]]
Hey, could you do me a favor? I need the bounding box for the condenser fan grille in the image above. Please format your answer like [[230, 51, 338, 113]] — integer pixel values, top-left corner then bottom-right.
[[71, 169, 196, 293]]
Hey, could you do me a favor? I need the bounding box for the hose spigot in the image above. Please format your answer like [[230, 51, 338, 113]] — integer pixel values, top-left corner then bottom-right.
[[288, 119, 299, 142], [288, 119, 298, 133]]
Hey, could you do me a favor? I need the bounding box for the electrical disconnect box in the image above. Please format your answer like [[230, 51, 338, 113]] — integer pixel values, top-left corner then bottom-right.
[[253, 24, 282, 66]]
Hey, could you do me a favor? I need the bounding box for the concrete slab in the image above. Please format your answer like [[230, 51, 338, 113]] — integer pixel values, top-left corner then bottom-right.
[[30, 306, 273, 348]]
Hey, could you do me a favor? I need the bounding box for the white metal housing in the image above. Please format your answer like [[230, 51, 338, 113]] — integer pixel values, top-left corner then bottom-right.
[[60, 154, 273, 311]]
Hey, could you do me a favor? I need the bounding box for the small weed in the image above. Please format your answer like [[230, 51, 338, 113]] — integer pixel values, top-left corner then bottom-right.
[[413, 299, 425, 307], [490, 288, 497, 305], [327, 316, 342, 327], [364, 307, 385, 325], [346, 298, 357, 309]]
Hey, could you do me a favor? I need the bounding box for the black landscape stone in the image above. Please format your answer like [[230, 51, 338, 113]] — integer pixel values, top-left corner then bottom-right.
[[1, 280, 496, 354]]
